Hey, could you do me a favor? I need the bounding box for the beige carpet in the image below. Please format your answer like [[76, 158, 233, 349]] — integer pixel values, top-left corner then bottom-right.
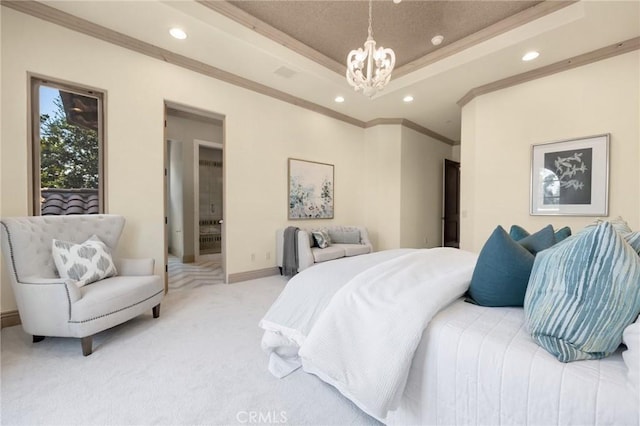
[[0, 276, 379, 426]]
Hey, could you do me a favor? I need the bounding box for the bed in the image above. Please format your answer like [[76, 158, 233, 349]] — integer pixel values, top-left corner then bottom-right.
[[259, 247, 640, 425]]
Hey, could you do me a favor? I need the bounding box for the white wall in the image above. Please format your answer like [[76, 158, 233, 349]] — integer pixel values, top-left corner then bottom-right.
[[0, 8, 453, 313], [363, 125, 402, 250], [362, 125, 456, 250], [0, 8, 365, 312], [460, 51, 640, 252], [400, 126, 454, 248], [451, 145, 461, 162]]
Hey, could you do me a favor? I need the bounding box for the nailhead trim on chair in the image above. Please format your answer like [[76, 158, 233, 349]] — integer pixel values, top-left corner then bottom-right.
[[3, 221, 75, 320], [67, 289, 164, 324], [1, 221, 21, 283], [22, 279, 74, 320], [3, 219, 162, 325]]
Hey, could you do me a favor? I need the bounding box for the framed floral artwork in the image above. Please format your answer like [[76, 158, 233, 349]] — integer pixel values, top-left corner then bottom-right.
[[530, 134, 609, 216], [288, 158, 334, 219]]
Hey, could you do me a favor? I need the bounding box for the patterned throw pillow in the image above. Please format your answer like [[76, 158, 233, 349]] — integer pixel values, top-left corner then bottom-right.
[[524, 222, 640, 362], [582, 216, 632, 234], [311, 230, 331, 249], [626, 232, 640, 255], [52, 235, 117, 287]]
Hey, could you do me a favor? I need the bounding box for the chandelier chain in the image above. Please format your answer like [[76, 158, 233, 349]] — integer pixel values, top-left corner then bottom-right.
[[368, 0, 373, 39]]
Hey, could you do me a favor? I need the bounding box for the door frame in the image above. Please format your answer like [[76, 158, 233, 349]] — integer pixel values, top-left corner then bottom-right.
[[163, 100, 227, 285], [193, 139, 224, 264], [442, 159, 461, 248]]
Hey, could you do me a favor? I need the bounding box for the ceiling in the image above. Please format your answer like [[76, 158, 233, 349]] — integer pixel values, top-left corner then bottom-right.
[[224, 0, 542, 71], [37, 0, 640, 143]]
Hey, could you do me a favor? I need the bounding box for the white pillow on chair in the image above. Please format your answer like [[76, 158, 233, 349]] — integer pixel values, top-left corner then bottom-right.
[[52, 235, 117, 287]]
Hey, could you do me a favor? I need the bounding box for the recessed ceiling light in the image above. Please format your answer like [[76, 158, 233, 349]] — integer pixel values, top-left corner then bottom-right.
[[403, 95, 414, 103], [393, 0, 402, 4], [522, 51, 540, 61], [431, 35, 444, 46], [169, 28, 187, 40], [334, 96, 345, 103]]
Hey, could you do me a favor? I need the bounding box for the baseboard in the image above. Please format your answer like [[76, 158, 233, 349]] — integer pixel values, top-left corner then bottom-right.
[[1, 310, 21, 329], [228, 267, 280, 283], [182, 255, 195, 263]]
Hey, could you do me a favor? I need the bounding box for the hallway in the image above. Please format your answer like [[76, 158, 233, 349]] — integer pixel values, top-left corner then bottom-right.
[[168, 255, 224, 290]]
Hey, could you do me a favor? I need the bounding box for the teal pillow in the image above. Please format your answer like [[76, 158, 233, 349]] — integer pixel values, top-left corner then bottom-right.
[[554, 226, 572, 243], [524, 222, 640, 362], [509, 224, 572, 246], [467, 226, 535, 307], [509, 225, 529, 241], [517, 225, 556, 255]]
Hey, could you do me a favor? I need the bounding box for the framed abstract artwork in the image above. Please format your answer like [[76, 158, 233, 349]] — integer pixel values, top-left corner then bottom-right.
[[530, 134, 609, 216], [288, 158, 334, 219]]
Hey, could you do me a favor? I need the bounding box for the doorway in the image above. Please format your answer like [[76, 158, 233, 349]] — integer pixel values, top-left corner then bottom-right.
[[164, 102, 226, 288], [442, 159, 460, 248], [194, 141, 223, 260]]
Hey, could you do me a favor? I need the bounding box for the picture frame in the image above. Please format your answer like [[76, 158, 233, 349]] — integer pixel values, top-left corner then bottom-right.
[[530, 134, 609, 216], [288, 158, 334, 219]]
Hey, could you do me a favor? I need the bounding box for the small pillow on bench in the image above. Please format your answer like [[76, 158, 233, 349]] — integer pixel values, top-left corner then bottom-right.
[[328, 229, 361, 244], [312, 230, 331, 248]]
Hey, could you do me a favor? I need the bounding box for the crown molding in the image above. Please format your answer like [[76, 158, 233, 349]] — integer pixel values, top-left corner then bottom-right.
[[365, 118, 456, 146], [2, 0, 457, 144], [1, 1, 365, 126], [394, 1, 576, 79], [197, 0, 345, 76], [458, 36, 640, 107], [198, 1, 576, 80]]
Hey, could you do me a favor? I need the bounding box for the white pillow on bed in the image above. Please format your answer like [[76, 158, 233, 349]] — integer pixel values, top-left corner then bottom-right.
[[623, 316, 640, 392]]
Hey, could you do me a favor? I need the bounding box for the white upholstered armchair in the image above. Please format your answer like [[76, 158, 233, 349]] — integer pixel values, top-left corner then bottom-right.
[[0, 215, 164, 356]]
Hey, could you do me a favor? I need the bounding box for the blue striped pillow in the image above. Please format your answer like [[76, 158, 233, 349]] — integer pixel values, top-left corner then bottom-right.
[[524, 222, 640, 362], [625, 231, 640, 255]]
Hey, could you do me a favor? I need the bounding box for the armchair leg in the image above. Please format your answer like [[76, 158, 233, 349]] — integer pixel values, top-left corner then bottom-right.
[[81, 336, 93, 356], [33, 335, 45, 343], [152, 304, 161, 318]]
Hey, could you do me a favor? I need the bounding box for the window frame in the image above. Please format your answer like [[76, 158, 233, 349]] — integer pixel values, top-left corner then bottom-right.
[[30, 76, 106, 216]]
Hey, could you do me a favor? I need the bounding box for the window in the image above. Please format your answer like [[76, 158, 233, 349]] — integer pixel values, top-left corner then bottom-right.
[[31, 77, 105, 215]]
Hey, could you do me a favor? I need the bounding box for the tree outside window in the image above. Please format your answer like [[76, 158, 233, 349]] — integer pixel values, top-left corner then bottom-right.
[[33, 79, 104, 215]]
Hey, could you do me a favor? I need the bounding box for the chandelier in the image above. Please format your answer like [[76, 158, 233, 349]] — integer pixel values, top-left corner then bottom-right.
[[346, 0, 396, 98]]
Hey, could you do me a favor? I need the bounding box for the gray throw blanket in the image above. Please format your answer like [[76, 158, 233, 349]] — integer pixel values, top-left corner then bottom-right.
[[282, 226, 299, 276]]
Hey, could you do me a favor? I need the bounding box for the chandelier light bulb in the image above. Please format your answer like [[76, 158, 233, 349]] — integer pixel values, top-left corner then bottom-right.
[[346, 0, 396, 98]]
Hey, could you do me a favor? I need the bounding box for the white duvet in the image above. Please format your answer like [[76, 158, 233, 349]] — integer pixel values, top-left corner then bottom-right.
[[260, 248, 478, 420]]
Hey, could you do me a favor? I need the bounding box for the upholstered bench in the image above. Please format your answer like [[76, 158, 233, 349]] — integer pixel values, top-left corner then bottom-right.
[[276, 225, 373, 273]]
